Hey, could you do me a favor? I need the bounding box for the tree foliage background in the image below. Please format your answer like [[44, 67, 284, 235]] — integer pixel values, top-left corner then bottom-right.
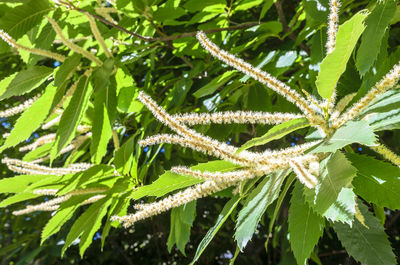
[[0, 0, 400, 264]]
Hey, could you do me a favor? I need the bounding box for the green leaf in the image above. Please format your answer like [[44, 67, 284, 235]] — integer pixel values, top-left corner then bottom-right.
[[0, 175, 47, 194], [54, 54, 82, 87], [303, 0, 329, 22], [356, 0, 397, 76], [78, 198, 112, 257], [323, 187, 357, 224], [0, 66, 53, 100], [363, 89, 400, 114], [61, 197, 111, 257], [90, 59, 115, 164], [167, 201, 196, 255], [289, 182, 324, 265], [237, 118, 310, 153], [101, 193, 131, 249], [364, 108, 400, 131], [0, 72, 17, 96], [234, 0, 263, 11], [360, 89, 400, 130], [333, 201, 396, 265], [311, 121, 377, 153], [0, 192, 41, 208], [193, 71, 237, 98], [259, 0, 275, 20], [114, 135, 135, 175], [132, 160, 240, 199], [304, 152, 357, 224], [0, 84, 57, 152], [183, 0, 225, 12], [235, 169, 289, 250], [56, 165, 115, 195], [190, 195, 241, 265], [0, 0, 52, 52], [117, 86, 142, 113], [153, 6, 186, 21], [41, 195, 93, 244], [266, 174, 295, 247], [91, 103, 112, 164], [51, 74, 93, 160], [347, 153, 400, 210], [316, 12, 367, 98]]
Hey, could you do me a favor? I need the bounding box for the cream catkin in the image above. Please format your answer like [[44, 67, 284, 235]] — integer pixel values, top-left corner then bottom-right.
[[170, 166, 279, 183], [85, 13, 113, 58], [330, 92, 356, 122], [31, 132, 92, 163], [111, 180, 231, 227], [259, 140, 322, 161], [325, 0, 341, 115], [42, 115, 61, 130], [173, 111, 304, 125], [137, 92, 265, 167], [289, 159, 319, 189], [195, 32, 325, 127], [334, 61, 400, 128], [326, 0, 340, 55], [112, 91, 324, 227], [0, 94, 41, 118], [14, 188, 108, 215], [2, 158, 92, 175], [47, 16, 102, 66], [19, 133, 56, 152], [370, 143, 400, 167], [140, 133, 264, 167], [0, 29, 66, 62]]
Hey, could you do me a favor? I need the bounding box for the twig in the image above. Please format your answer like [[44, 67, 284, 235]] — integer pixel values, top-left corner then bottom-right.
[[68, 2, 258, 43], [152, 22, 260, 42], [274, 0, 310, 55], [146, 14, 195, 68], [73, 6, 153, 41], [319, 249, 347, 257]]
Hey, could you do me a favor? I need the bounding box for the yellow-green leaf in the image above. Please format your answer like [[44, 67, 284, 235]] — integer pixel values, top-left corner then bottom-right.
[[237, 118, 310, 153], [0, 84, 57, 152], [316, 12, 367, 99], [50, 74, 93, 160], [356, 0, 397, 76], [289, 182, 324, 265], [0, 66, 53, 100]]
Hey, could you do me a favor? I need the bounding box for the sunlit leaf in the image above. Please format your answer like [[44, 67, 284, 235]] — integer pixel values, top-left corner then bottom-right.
[[311, 121, 377, 153], [237, 118, 309, 153], [356, 0, 396, 75], [316, 12, 367, 98], [0, 66, 53, 100], [0, 84, 57, 152]]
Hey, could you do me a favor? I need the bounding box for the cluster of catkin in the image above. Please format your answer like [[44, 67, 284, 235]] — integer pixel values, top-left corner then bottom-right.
[[112, 0, 400, 227], [111, 91, 322, 227], [13, 187, 108, 215], [0, 0, 399, 226], [0, 7, 115, 216]]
